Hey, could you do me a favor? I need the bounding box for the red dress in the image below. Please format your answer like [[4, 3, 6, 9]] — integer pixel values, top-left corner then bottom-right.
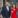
[[11, 8, 18, 18], [11, 8, 16, 18]]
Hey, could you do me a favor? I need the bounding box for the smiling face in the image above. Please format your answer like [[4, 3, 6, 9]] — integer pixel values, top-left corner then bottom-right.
[[13, 4, 15, 9], [5, 2, 8, 6]]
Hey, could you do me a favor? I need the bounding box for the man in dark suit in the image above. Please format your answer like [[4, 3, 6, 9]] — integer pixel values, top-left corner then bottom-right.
[[1, 2, 9, 18], [1, 6, 9, 18]]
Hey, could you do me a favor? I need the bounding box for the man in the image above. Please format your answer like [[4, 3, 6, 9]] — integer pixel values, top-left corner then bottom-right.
[[6, 2, 10, 17], [1, 2, 9, 18]]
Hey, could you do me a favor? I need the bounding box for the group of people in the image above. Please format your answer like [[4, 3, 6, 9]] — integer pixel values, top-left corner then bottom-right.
[[0, 1, 16, 18], [0, 0, 18, 18]]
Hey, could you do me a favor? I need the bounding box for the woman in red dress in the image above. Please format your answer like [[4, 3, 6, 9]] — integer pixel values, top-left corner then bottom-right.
[[11, 4, 16, 18]]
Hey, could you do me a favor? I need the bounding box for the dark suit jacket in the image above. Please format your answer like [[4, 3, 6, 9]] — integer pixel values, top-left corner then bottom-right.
[[1, 7, 9, 17]]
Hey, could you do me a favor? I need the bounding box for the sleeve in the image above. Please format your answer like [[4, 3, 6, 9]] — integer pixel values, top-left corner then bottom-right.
[[1, 7, 4, 16]]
